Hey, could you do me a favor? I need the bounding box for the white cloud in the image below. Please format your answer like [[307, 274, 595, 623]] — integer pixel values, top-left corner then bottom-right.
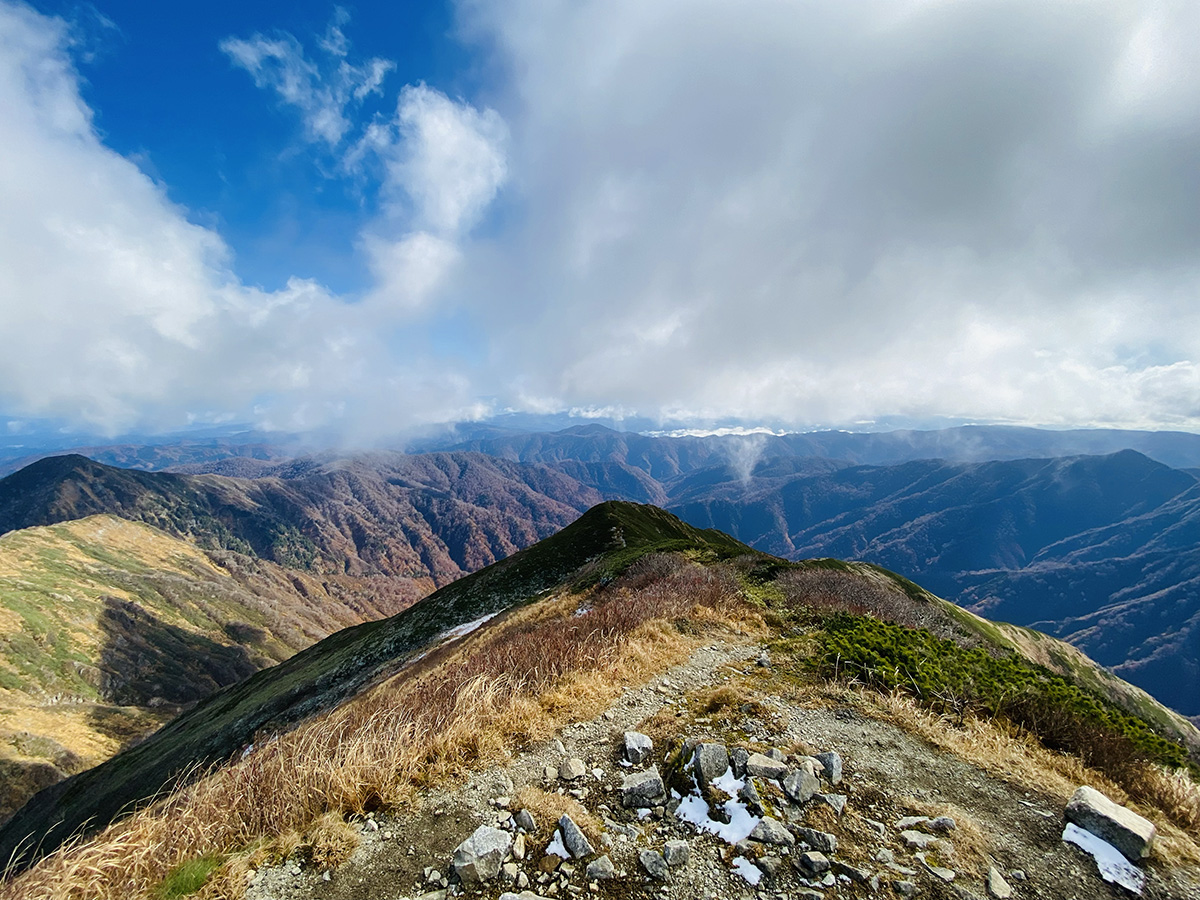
[[0, 3, 479, 434], [220, 13, 394, 147], [449, 0, 1200, 431]]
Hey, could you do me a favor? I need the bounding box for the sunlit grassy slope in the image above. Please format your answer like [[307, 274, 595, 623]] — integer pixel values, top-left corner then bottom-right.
[[0, 515, 429, 823]]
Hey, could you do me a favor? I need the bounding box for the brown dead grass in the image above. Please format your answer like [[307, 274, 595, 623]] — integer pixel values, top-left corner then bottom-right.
[[866, 688, 1200, 868], [510, 786, 600, 845], [2, 559, 755, 900], [896, 797, 991, 876]]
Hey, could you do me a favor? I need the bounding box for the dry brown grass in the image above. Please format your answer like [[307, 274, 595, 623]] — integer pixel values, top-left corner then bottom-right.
[[896, 797, 991, 876], [2, 560, 754, 900], [865, 688, 1200, 868], [510, 787, 600, 845]]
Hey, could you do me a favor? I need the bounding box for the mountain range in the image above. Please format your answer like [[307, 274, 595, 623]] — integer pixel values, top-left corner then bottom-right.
[[0, 425, 1196, 722]]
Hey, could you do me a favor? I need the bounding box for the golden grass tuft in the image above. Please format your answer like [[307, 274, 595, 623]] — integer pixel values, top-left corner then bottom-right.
[[2, 560, 755, 900], [510, 787, 600, 844]]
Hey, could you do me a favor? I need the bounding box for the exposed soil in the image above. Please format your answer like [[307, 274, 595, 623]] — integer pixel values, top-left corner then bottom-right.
[[247, 638, 1198, 900]]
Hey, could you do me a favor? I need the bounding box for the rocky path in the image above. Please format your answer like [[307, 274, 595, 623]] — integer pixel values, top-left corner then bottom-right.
[[247, 639, 1197, 900]]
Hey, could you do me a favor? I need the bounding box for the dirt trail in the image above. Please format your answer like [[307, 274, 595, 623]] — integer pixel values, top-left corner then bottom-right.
[[247, 637, 1198, 900]]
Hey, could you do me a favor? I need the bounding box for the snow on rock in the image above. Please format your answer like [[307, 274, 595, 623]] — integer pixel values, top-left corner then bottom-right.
[[1063, 822, 1146, 895]]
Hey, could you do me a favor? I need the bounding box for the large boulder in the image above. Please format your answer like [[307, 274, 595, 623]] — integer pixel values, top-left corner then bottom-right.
[[452, 825, 513, 883], [693, 742, 729, 789], [1065, 786, 1156, 862]]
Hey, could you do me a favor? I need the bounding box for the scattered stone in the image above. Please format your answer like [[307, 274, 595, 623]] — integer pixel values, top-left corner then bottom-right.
[[543, 765, 558, 781], [744, 752, 788, 781], [639, 849, 669, 880], [901, 829, 940, 850], [921, 859, 955, 882], [513, 833, 526, 860], [559, 758, 588, 781], [757, 652, 771, 667], [793, 826, 837, 854], [749, 816, 795, 847], [731, 747, 750, 778], [874, 848, 895, 865], [766, 748, 786, 762], [622, 766, 666, 808], [794, 851, 830, 877], [894, 880, 918, 897], [1065, 785, 1157, 861], [585, 855, 615, 880], [552, 739, 566, 755], [795, 890, 825, 900], [833, 860, 871, 884], [502, 862, 519, 882], [452, 825, 513, 883], [624, 731, 654, 764], [929, 816, 956, 833], [896, 816, 929, 829], [814, 751, 842, 784], [1010, 869, 1027, 881], [783, 762, 820, 804], [663, 840, 691, 867], [986, 866, 1012, 899], [500, 892, 554, 900], [816, 793, 847, 816], [558, 814, 594, 859], [739, 777, 765, 816], [693, 742, 730, 789], [514, 809, 537, 833], [758, 854, 783, 878]]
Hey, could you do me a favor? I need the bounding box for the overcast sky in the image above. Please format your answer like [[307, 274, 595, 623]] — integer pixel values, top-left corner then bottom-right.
[[2, 0, 1199, 438]]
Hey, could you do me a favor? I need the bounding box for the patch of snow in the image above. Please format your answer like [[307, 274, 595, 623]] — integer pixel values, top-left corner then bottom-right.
[[674, 768, 760, 844], [1062, 823, 1145, 895], [441, 612, 499, 641], [546, 829, 569, 859], [731, 857, 763, 885]]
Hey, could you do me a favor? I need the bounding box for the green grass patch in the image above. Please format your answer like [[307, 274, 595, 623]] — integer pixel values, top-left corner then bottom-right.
[[154, 854, 223, 899]]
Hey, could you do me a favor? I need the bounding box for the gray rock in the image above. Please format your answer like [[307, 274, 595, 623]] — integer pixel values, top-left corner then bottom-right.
[[731, 747, 750, 778], [921, 859, 955, 882], [559, 757, 587, 781], [894, 880, 918, 897], [621, 766, 665, 808], [499, 893, 554, 900], [795, 891, 825, 900], [744, 752, 788, 780], [758, 854, 783, 878], [793, 826, 838, 854], [929, 815, 956, 833], [1065, 785, 1157, 861], [557, 814, 594, 858], [794, 850, 830, 876], [783, 765, 820, 804], [514, 808, 536, 833], [833, 860, 871, 884], [814, 751, 842, 784], [692, 742, 729, 788], [501, 862, 519, 882], [639, 849, 669, 880], [739, 777, 765, 816], [750, 816, 795, 846], [816, 793, 847, 816], [900, 829, 939, 850], [896, 815, 929, 829], [986, 866, 1012, 899], [663, 839, 691, 867], [623, 731, 654, 764], [585, 855, 615, 880], [452, 825, 513, 883], [766, 747, 786, 762]]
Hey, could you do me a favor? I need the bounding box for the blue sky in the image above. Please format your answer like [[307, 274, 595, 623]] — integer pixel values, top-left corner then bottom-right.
[[2, 1, 1200, 440], [30, 1, 469, 294]]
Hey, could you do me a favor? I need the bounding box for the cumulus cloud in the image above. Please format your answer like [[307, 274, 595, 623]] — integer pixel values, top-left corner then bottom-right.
[[448, 0, 1200, 430], [0, 3, 484, 433], [4, 0, 1200, 437]]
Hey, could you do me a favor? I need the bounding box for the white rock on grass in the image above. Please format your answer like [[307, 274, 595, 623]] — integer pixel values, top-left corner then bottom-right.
[[749, 816, 795, 847], [987, 865, 1013, 899], [559, 757, 588, 781], [744, 752, 788, 780], [622, 766, 665, 808], [1065, 785, 1156, 862], [452, 825, 513, 883]]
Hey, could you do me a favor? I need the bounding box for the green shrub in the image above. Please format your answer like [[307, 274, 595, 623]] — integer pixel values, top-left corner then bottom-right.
[[154, 854, 223, 898], [814, 613, 1190, 772]]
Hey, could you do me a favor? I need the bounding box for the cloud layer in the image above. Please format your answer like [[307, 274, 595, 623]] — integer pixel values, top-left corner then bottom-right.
[[2, 1, 1200, 435]]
